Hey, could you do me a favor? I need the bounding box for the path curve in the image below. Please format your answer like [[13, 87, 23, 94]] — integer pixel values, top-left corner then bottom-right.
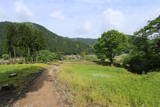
[[12, 65, 60, 107]]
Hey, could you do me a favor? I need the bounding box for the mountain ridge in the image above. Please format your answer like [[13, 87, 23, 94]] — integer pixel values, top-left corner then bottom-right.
[[0, 21, 94, 55]]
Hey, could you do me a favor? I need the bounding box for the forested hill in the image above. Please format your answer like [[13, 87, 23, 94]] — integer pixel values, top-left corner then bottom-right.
[[0, 21, 91, 55], [71, 38, 97, 46]]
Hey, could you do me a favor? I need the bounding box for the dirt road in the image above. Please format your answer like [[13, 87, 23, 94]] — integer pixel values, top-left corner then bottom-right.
[[12, 65, 61, 107]]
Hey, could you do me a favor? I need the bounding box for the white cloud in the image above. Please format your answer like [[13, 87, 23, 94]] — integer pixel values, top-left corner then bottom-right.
[[50, 11, 65, 20], [102, 8, 125, 31], [14, 0, 34, 21]]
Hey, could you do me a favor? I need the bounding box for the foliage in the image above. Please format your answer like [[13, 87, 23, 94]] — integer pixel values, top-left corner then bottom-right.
[[124, 16, 160, 73], [0, 22, 91, 56], [83, 55, 98, 61], [57, 62, 160, 107], [1, 54, 9, 60], [94, 30, 128, 64], [134, 16, 160, 37], [0, 64, 49, 89], [37, 50, 58, 62], [71, 38, 97, 46], [4, 23, 45, 61], [114, 54, 128, 65]]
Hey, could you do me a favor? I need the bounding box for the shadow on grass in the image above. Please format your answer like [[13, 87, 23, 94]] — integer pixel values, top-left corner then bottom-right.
[[93, 61, 123, 68], [0, 67, 46, 107]]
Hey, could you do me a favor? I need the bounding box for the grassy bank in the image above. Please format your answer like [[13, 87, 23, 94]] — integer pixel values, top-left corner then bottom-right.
[[0, 63, 50, 89], [57, 61, 160, 107]]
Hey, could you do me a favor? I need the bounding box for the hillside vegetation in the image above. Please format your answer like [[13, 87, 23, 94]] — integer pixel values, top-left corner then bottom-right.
[[0, 22, 91, 55], [57, 62, 160, 107], [71, 38, 97, 46]]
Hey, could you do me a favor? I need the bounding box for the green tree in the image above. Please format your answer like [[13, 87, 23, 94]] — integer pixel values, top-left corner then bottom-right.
[[6, 24, 18, 58], [124, 16, 160, 73], [17, 24, 45, 61], [94, 30, 128, 64]]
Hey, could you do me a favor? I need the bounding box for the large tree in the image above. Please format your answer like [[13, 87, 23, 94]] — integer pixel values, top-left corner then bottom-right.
[[125, 16, 160, 73], [94, 30, 128, 64]]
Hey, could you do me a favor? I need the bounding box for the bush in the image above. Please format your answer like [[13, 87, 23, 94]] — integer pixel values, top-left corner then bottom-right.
[[84, 55, 98, 61], [114, 54, 128, 65], [2, 54, 9, 60], [37, 50, 59, 63], [124, 55, 150, 74]]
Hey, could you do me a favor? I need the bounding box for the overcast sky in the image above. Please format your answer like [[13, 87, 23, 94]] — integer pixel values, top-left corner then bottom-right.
[[0, 0, 160, 38]]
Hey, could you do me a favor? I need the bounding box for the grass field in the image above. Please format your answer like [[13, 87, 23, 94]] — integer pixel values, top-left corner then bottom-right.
[[0, 64, 50, 89], [57, 61, 160, 107]]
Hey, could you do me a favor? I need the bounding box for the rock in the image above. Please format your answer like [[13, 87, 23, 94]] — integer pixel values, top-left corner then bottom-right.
[[8, 73, 17, 78], [0, 84, 15, 92]]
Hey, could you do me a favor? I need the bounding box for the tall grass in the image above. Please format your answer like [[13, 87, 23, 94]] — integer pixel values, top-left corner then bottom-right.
[[57, 62, 160, 107]]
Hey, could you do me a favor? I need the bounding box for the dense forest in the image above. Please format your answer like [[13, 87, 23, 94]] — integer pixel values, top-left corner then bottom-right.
[[0, 22, 95, 56]]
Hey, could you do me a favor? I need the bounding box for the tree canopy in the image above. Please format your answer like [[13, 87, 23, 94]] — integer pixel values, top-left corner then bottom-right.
[[94, 30, 128, 64]]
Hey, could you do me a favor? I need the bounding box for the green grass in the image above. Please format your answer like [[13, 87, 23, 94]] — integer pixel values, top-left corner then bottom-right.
[[57, 62, 160, 107], [0, 63, 50, 89]]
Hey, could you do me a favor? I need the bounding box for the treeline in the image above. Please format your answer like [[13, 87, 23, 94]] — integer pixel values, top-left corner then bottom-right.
[[4, 23, 45, 62], [0, 22, 92, 56], [94, 16, 160, 74]]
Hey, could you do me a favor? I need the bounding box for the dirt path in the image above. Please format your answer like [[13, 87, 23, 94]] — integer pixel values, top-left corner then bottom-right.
[[12, 65, 61, 107]]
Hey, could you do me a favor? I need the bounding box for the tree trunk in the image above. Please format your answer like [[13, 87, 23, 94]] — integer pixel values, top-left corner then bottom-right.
[[13, 46, 16, 64], [9, 51, 12, 64], [27, 47, 30, 57], [27, 47, 30, 63], [13, 46, 16, 58], [35, 51, 38, 63], [109, 55, 114, 66]]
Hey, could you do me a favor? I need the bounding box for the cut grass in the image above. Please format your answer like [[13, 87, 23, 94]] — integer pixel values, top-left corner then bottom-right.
[[57, 61, 160, 107], [0, 63, 50, 89]]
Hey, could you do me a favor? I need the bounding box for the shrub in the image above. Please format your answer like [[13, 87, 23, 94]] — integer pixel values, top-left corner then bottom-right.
[[114, 54, 128, 65], [124, 55, 149, 74], [2, 54, 9, 60], [37, 50, 58, 63]]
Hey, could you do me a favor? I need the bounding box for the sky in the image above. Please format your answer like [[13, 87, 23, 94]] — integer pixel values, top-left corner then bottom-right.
[[0, 0, 160, 38]]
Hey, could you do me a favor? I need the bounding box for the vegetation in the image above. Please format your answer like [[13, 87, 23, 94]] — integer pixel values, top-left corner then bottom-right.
[[94, 30, 128, 64], [93, 16, 160, 74], [83, 55, 98, 61], [0, 64, 50, 89], [123, 16, 160, 74], [0, 11, 160, 107], [0, 22, 92, 56], [37, 50, 60, 62], [57, 62, 160, 107], [5, 23, 45, 62], [1, 54, 9, 60], [71, 38, 97, 46]]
